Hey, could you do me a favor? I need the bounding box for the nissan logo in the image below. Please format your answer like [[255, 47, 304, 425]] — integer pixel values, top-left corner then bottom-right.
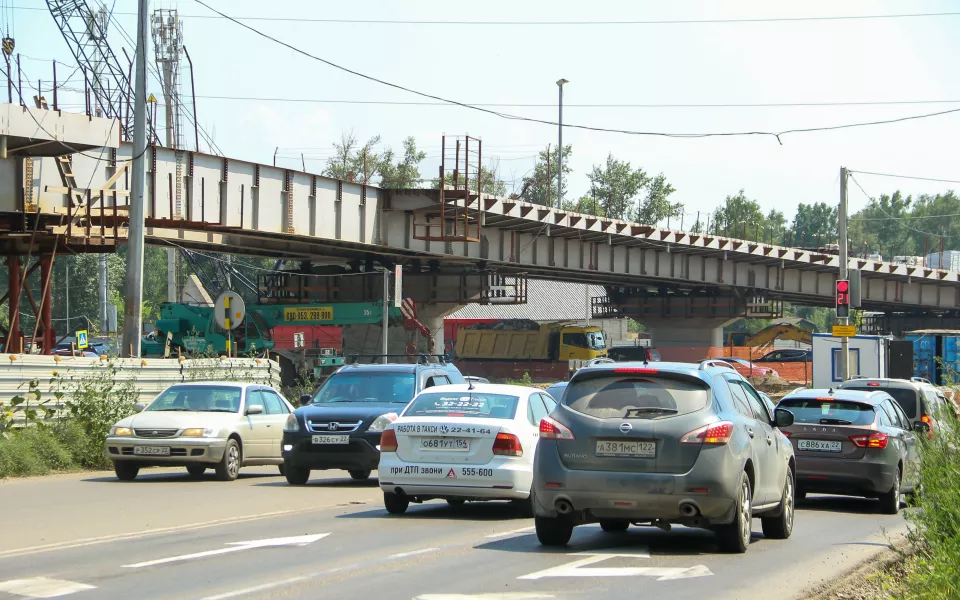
[[328, 423, 339, 431], [619, 422, 633, 433]]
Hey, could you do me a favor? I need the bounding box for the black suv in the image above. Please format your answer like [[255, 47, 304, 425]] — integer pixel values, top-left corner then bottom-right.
[[281, 360, 465, 485]]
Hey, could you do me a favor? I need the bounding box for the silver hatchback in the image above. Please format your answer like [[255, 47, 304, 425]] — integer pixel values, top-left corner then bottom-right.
[[532, 362, 796, 553]]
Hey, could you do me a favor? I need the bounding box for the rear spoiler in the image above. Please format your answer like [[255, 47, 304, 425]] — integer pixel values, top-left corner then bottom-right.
[[569, 365, 710, 388]]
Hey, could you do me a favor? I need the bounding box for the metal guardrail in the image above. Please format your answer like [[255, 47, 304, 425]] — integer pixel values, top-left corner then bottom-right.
[[0, 355, 281, 421]]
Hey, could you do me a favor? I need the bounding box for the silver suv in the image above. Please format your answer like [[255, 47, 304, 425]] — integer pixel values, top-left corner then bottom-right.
[[532, 361, 796, 553]]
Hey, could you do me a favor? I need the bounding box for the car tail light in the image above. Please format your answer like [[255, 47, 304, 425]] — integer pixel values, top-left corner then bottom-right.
[[781, 431, 792, 438], [380, 429, 398, 452], [493, 432, 523, 457], [921, 414, 934, 439], [539, 416, 575, 440], [614, 367, 658, 375], [866, 382, 880, 387], [849, 432, 888, 449], [680, 421, 734, 445]]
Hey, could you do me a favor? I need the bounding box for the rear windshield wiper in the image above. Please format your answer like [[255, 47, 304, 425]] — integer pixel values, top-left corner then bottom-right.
[[624, 407, 679, 417], [819, 418, 854, 425]]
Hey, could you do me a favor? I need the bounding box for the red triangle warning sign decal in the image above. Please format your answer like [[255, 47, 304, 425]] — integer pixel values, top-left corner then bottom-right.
[[446, 468, 457, 479]]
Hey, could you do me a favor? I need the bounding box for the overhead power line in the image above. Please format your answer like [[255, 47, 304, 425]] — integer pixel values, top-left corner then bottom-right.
[[848, 175, 960, 239], [850, 170, 960, 185], [192, 0, 960, 144], [11, 4, 960, 25]]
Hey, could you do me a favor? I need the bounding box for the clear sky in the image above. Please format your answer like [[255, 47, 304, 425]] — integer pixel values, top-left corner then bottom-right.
[[9, 0, 960, 225]]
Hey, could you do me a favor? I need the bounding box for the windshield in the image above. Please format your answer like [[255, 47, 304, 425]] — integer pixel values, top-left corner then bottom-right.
[[404, 392, 519, 419], [564, 375, 709, 419], [545, 383, 566, 400], [312, 372, 416, 404], [845, 386, 918, 417], [147, 385, 242, 412], [778, 398, 876, 425], [588, 331, 606, 350], [249, 312, 272, 342]]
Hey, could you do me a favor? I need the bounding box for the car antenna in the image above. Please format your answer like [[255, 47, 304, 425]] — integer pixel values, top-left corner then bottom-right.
[[467, 373, 475, 391]]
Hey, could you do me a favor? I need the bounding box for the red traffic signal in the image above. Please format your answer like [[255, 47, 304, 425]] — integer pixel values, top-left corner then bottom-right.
[[836, 279, 850, 317], [836, 280, 849, 294]]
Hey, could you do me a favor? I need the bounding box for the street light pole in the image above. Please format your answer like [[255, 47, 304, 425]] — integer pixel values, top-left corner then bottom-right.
[[556, 79, 568, 210], [121, 0, 149, 357]]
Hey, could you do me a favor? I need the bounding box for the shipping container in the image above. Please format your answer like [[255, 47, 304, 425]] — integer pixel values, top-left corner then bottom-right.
[[924, 250, 960, 272], [905, 330, 960, 385]]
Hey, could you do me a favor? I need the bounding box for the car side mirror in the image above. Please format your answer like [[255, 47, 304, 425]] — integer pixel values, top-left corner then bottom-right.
[[132, 403, 145, 413], [246, 405, 264, 416], [773, 408, 795, 428], [913, 421, 931, 433], [299, 394, 312, 407]]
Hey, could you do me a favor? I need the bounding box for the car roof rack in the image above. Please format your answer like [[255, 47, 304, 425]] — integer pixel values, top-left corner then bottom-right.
[[345, 353, 448, 365], [699, 359, 736, 372], [585, 357, 616, 367]]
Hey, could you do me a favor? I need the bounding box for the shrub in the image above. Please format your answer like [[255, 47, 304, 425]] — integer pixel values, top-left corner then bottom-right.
[[0, 426, 75, 477]]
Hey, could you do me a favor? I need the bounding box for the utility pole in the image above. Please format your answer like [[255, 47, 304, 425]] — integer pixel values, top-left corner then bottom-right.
[[839, 166, 850, 381], [556, 79, 568, 210], [381, 269, 389, 364], [121, 0, 149, 358]]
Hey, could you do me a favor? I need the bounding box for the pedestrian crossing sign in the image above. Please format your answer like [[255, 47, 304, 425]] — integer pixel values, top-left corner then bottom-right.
[[76, 330, 89, 349]]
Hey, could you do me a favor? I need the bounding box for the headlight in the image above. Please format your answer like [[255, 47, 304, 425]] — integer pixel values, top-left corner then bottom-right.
[[181, 427, 219, 438], [111, 426, 132, 436], [368, 412, 398, 433], [284, 414, 300, 432]]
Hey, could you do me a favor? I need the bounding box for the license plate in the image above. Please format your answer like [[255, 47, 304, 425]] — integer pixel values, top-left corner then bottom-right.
[[798, 439, 843, 453], [312, 435, 350, 445], [420, 437, 469, 451], [133, 446, 170, 456], [595, 440, 656, 458]]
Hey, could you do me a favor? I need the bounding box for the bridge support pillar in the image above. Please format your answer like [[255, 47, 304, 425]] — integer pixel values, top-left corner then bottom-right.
[[644, 318, 736, 362], [417, 303, 463, 358]]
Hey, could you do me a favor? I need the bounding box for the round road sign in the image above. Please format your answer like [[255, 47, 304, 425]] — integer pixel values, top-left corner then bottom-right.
[[214, 291, 246, 330]]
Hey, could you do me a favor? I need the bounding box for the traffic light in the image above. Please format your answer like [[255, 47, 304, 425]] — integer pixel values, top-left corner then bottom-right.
[[836, 279, 850, 318]]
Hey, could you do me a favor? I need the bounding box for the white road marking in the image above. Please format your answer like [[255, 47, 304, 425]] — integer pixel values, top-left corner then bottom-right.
[[483, 526, 535, 538], [416, 595, 555, 600], [201, 576, 312, 600], [0, 505, 342, 559], [388, 547, 438, 559], [123, 533, 329, 568], [0, 577, 96, 598], [518, 549, 713, 581]]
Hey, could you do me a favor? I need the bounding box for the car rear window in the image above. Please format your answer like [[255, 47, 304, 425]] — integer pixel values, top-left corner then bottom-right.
[[845, 386, 918, 418], [778, 398, 876, 425], [404, 392, 519, 419], [563, 375, 709, 419]]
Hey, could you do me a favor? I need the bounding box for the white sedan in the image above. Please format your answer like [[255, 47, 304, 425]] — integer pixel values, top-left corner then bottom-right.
[[378, 383, 555, 515]]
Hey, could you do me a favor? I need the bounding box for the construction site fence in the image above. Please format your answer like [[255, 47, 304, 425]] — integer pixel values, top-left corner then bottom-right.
[[0, 355, 281, 424], [657, 346, 811, 385]]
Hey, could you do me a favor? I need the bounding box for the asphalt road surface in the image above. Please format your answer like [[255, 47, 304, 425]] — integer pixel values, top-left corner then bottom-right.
[[0, 467, 907, 600]]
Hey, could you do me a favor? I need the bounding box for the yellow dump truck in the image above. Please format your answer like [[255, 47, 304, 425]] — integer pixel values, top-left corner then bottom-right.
[[453, 320, 607, 381]]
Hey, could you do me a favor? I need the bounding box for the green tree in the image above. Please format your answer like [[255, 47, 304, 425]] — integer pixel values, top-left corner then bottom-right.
[[636, 174, 680, 225], [587, 154, 649, 221], [516, 145, 572, 206], [431, 164, 506, 196], [322, 130, 382, 184], [378, 137, 427, 189], [712, 190, 765, 237], [765, 209, 787, 244], [790, 202, 837, 247]]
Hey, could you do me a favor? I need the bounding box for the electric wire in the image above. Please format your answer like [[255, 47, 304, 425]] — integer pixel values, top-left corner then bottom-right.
[[848, 175, 960, 239], [192, 0, 960, 144]]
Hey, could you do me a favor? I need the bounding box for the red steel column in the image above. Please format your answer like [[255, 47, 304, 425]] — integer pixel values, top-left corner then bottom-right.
[[6, 255, 22, 353], [39, 255, 54, 354]]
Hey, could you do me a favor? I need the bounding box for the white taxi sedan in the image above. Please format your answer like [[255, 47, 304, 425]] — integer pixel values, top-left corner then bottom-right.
[[378, 383, 554, 515]]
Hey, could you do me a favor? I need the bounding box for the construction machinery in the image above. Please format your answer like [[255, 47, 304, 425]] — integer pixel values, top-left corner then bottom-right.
[[141, 301, 405, 386], [743, 323, 813, 352], [453, 319, 607, 382]]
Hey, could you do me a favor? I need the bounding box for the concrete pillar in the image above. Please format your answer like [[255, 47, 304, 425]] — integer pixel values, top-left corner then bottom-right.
[[418, 303, 463, 358], [645, 318, 733, 362]]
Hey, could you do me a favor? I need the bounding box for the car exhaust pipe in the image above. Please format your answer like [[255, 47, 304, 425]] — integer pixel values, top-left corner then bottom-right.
[[555, 499, 574, 515], [679, 502, 700, 518]]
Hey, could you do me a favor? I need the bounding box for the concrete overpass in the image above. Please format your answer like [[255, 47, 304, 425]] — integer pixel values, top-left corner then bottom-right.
[[2, 104, 959, 354]]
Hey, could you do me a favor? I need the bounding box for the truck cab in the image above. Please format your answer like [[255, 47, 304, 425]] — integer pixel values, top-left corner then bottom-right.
[[555, 324, 607, 361]]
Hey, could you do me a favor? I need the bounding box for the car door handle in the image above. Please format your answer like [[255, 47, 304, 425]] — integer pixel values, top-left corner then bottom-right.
[[766, 435, 773, 445], [747, 428, 755, 438]]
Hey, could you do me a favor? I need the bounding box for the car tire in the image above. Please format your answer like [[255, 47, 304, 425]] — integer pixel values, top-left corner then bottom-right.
[[284, 464, 310, 485], [761, 470, 795, 540], [511, 496, 535, 518], [384, 492, 409, 515], [278, 464, 285, 476], [214, 439, 241, 482], [535, 516, 573, 547], [349, 469, 372, 481], [186, 465, 206, 477], [114, 461, 139, 481], [796, 489, 807, 501], [446, 499, 466, 507], [879, 469, 902, 515], [716, 472, 752, 553], [599, 519, 630, 533]]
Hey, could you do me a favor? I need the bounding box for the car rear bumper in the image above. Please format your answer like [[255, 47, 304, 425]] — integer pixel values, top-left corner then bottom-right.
[[282, 432, 381, 471], [796, 455, 898, 495], [378, 454, 531, 500], [532, 443, 739, 524], [105, 436, 226, 464]]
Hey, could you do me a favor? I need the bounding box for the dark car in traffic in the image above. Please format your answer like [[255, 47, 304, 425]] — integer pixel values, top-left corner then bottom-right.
[[607, 345, 661, 362], [282, 360, 465, 485], [754, 349, 812, 363], [777, 388, 923, 514], [532, 360, 796, 553]]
